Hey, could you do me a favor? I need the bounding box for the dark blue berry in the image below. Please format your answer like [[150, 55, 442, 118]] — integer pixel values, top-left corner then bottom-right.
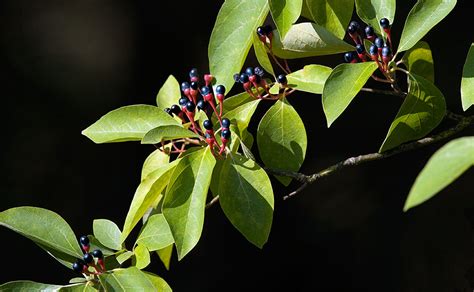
[[203, 120, 213, 130], [79, 236, 89, 246], [350, 21, 360, 31], [347, 24, 357, 34], [240, 73, 249, 83], [245, 67, 254, 76], [83, 253, 93, 264], [186, 101, 196, 112], [344, 52, 355, 63], [170, 104, 181, 114], [277, 74, 287, 84], [233, 73, 241, 83], [257, 26, 266, 37], [190, 81, 199, 90], [221, 118, 231, 128], [72, 261, 84, 272], [254, 67, 264, 77], [221, 129, 231, 140], [197, 100, 206, 111], [364, 26, 375, 37], [356, 44, 365, 54], [382, 45, 391, 57], [201, 86, 211, 96], [181, 82, 190, 91], [179, 97, 189, 106], [216, 85, 226, 95], [380, 18, 390, 29], [92, 249, 103, 259], [369, 44, 378, 56], [264, 25, 273, 34], [164, 108, 172, 116], [189, 68, 198, 78], [375, 37, 384, 49]]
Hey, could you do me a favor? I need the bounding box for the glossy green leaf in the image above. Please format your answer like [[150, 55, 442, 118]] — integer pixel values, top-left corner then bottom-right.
[[222, 91, 256, 114], [223, 100, 261, 136], [253, 33, 275, 77], [355, 0, 396, 35], [398, 0, 457, 52], [136, 214, 174, 252], [88, 235, 115, 256], [144, 272, 172, 292], [121, 160, 179, 242], [287, 64, 332, 94], [116, 251, 134, 264], [380, 73, 446, 152], [59, 283, 99, 291], [322, 62, 378, 127], [272, 22, 353, 59], [156, 75, 180, 109], [133, 244, 150, 270], [82, 105, 180, 143], [461, 43, 474, 111], [269, 0, 303, 40], [404, 137, 474, 211], [141, 125, 199, 145], [0, 207, 83, 259], [218, 154, 274, 248], [141, 149, 170, 181], [402, 41, 435, 82], [163, 148, 216, 260], [307, 0, 354, 39], [0, 281, 62, 291], [157, 244, 173, 270], [257, 98, 307, 186], [209, 0, 269, 93], [98, 267, 158, 290], [93, 219, 122, 251]]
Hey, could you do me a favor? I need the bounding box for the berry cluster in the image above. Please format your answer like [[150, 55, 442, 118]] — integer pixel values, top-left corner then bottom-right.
[[163, 68, 233, 156], [233, 66, 287, 100], [72, 235, 105, 275], [256, 25, 274, 46], [343, 18, 394, 72]]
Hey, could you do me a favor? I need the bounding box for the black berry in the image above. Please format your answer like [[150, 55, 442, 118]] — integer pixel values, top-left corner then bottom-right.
[[164, 108, 172, 116], [79, 236, 89, 246], [375, 37, 384, 49], [92, 249, 103, 259], [344, 52, 355, 63], [380, 18, 390, 29], [189, 68, 198, 78], [221, 129, 231, 140], [347, 21, 360, 34], [221, 118, 231, 128], [356, 44, 365, 54], [181, 82, 190, 92], [245, 67, 254, 76], [216, 85, 226, 95], [254, 67, 264, 77], [197, 100, 206, 111], [190, 81, 199, 90], [240, 73, 249, 83], [349, 21, 360, 31], [382, 45, 391, 57], [233, 73, 241, 83], [201, 86, 211, 96], [72, 261, 84, 272], [186, 101, 196, 112], [179, 97, 189, 106], [83, 253, 93, 264], [364, 26, 375, 38], [203, 120, 213, 130], [369, 44, 378, 56], [257, 26, 266, 37], [170, 104, 181, 114], [277, 74, 287, 84]]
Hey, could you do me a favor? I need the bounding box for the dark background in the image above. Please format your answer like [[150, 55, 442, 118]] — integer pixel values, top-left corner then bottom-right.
[[1, 1, 473, 291]]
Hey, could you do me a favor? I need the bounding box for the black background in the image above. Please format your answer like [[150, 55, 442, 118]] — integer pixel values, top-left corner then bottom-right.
[[0, 1, 473, 291]]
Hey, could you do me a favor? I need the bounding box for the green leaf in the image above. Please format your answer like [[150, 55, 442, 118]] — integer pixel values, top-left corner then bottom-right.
[[404, 137, 474, 211], [0, 281, 62, 291], [133, 244, 151, 270], [36, 242, 79, 268], [355, 0, 396, 35], [59, 283, 99, 291], [93, 219, 122, 251], [398, 0, 457, 52], [0, 207, 83, 259], [253, 33, 275, 77], [380, 73, 446, 152], [269, 0, 303, 40], [136, 214, 174, 252], [222, 100, 261, 136], [322, 62, 378, 127], [401, 41, 435, 82], [257, 98, 307, 186], [98, 267, 159, 290], [218, 154, 274, 248], [157, 244, 173, 270], [209, 0, 269, 93], [82, 105, 180, 143], [163, 148, 216, 260], [141, 149, 170, 181], [286, 64, 332, 94], [88, 235, 116, 256], [156, 75, 181, 109], [144, 272, 172, 292], [461, 43, 474, 111], [272, 22, 353, 59], [307, 0, 354, 39], [116, 251, 134, 264], [141, 125, 199, 145], [121, 160, 179, 242], [222, 91, 256, 114]]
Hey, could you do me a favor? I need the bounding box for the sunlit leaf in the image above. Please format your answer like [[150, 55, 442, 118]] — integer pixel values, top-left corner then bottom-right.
[[156, 75, 181, 110], [355, 0, 396, 35], [307, 0, 354, 39], [287, 64, 332, 94], [461, 43, 474, 111], [93, 219, 122, 251], [269, 0, 303, 39]]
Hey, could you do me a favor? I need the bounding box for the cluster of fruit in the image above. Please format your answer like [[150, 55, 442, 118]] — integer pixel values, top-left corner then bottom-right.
[[233, 66, 288, 100], [71, 236, 105, 275], [343, 18, 394, 71]]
